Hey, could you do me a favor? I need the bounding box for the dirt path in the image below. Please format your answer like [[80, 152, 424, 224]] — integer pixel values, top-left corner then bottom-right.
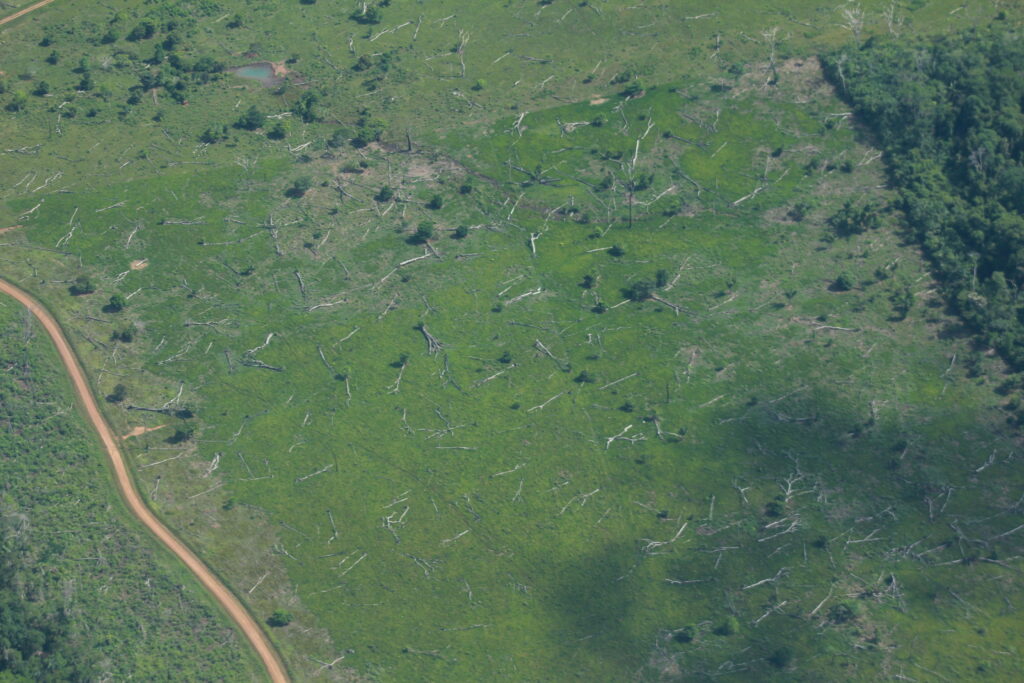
[[0, 277, 289, 683], [0, 0, 59, 26]]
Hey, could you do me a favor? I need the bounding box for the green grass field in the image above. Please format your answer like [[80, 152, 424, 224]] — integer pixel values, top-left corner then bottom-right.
[[2, 0, 1023, 680]]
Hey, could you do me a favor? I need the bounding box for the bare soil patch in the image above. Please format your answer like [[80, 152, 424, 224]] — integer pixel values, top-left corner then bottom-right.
[[122, 424, 166, 440]]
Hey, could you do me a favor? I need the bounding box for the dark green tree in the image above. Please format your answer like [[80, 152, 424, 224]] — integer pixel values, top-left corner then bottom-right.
[[623, 281, 654, 302], [408, 221, 434, 244], [286, 176, 312, 198], [107, 294, 127, 312], [831, 273, 854, 292], [235, 105, 264, 131]]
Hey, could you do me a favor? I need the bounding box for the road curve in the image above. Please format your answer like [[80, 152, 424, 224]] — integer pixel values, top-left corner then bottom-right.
[[0, 0, 59, 26], [0, 277, 289, 683]]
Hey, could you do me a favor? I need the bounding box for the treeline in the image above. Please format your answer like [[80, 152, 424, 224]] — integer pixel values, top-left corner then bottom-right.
[[822, 22, 1024, 367]]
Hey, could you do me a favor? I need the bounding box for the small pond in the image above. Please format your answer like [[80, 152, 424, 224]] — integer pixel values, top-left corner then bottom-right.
[[230, 62, 282, 87]]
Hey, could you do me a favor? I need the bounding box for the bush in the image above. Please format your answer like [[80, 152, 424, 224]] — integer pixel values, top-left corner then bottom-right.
[[267, 610, 292, 627], [375, 185, 394, 202], [286, 177, 312, 198], [768, 647, 793, 668], [623, 281, 654, 302], [621, 81, 644, 98], [831, 273, 854, 292], [69, 276, 95, 296], [609, 244, 625, 257], [714, 616, 740, 636], [827, 601, 862, 624], [267, 122, 287, 140], [453, 225, 469, 239], [107, 384, 127, 403], [787, 201, 812, 222], [426, 194, 444, 210], [828, 200, 880, 238], [126, 22, 155, 42], [408, 221, 434, 244], [106, 294, 127, 312], [235, 106, 264, 131], [168, 428, 193, 444], [6, 90, 28, 112], [111, 326, 134, 343], [327, 129, 347, 148], [574, 371, 596, 384], [673, 625, 696, 643]]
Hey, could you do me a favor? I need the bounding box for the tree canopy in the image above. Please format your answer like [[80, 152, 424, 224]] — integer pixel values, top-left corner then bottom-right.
[[823, 23, 1024, 367]]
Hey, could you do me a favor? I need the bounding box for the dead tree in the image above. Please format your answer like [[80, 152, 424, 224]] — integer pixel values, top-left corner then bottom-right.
[[417, 324, 446, 355]]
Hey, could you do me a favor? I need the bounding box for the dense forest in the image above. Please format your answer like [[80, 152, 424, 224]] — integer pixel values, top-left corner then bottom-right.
[[822, 21, 1024, 370]]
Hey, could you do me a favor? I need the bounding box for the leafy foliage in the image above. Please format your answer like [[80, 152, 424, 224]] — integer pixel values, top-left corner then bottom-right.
[[824, 25, 1024, 365]]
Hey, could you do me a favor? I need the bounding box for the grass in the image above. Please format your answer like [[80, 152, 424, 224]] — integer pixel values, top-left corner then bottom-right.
[[2, 0, 1023, 679]]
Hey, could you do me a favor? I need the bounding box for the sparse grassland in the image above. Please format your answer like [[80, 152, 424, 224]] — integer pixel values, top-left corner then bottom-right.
[[2, 0, 1023, 680]]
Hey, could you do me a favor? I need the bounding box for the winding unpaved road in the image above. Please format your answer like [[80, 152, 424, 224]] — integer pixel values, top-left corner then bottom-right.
[[0, 277, 289, 683], [0, 0, 59, 26]]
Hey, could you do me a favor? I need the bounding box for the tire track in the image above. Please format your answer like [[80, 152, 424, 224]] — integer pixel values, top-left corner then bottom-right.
[[0, 0, 59, 26]]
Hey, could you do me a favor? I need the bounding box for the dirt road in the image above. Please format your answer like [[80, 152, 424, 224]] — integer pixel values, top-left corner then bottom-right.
[[0, 0, 59, 26], [0, 277, 289, 683]]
